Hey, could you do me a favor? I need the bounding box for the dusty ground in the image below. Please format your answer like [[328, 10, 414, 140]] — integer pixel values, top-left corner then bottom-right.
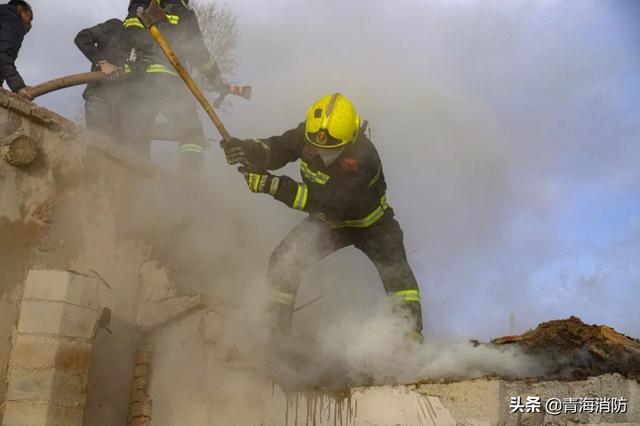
[[491, 316, 640, 381]]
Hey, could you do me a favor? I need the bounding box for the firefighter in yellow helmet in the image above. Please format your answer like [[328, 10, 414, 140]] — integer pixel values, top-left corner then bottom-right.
[[221, 93, 424, 342]]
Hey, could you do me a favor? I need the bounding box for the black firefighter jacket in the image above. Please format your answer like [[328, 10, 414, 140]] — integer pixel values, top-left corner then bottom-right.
[[257, 123, 393, 228]]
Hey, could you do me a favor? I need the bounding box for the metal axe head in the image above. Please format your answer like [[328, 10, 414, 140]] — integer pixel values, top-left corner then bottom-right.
[[138, 0, 167, 28], [238, 86, 252, 101]]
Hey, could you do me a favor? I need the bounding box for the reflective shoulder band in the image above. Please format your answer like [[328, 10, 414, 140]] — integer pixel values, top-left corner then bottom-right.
[[390, 289, 421, 303], [179, 144, 204, 155], [271, 291, 295, 306], [166, 14, 180, 25], [292, 183, 309, 210], [124, 17, 144, 29]]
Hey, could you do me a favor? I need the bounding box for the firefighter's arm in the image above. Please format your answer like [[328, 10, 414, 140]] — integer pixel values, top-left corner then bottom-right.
[[221, 124, 305, 171], [74, 21, 113, 65], [0, 19, 25, 92]]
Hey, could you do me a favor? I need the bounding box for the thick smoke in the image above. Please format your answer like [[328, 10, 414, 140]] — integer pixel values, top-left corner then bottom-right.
[[16, 0, 640, 402]]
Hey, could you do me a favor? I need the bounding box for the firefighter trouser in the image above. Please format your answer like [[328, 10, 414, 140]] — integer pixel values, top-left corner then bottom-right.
[[120, 73, 206, 171], [267, 216, 423, 334], [84, 86, 123, 139]]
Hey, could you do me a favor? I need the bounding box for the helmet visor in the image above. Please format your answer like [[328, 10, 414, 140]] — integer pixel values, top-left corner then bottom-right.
[[306, 129, 348, 149]]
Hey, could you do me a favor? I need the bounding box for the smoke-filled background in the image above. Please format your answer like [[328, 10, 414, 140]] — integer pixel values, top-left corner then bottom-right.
[[16, 0, 640, 349]]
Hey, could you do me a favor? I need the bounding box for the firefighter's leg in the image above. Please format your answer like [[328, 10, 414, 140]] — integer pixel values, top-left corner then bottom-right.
[[355, 218, 424, 339], [162, 80, 206, 173], [119, 76, 160, 158], [84, 91, 111, 136], [267, 217, 350, 336]]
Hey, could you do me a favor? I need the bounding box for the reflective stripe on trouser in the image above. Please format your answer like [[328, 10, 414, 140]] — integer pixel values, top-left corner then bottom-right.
[[389, 289, 421, 304], [179, 144, 204, 155], [266, 217, 423, 334], [179, 144, 205, 173], [388, 289, 423, 333], [270, 290, 295, 307], [267, 290, 296, 333]]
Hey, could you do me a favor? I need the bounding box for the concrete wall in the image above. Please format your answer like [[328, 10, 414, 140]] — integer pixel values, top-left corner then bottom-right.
[[146, 307, 640, 426], [0, 89, 157, 425]]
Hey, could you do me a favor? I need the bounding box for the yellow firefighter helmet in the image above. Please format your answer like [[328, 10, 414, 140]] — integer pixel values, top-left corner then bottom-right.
[[305, 93, 360, 149]]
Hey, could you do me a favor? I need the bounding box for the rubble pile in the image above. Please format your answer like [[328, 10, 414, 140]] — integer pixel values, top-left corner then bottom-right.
[[492, 316, 640, 380]]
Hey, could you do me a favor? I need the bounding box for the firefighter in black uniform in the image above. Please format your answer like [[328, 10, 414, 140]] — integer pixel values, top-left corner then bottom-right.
[[221, 93, 424, 342], [74, 19, 127, 136], [121, 0, 225, 170], [0, 0, 33, 100]]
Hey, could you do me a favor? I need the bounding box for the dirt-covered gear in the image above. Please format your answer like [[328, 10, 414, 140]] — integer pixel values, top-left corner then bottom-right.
[[0, 4, 29, 92], [221, 137, 246, 165], [305, 93, 361, 149], [239, 168, 281, 196], [267, 216, 423, 335], [123, 1, 223, 91], [221, 137, 269, 167], [120, 73, 205, 171], [243, 122, 390, 228], [243, 103, 424, 338]]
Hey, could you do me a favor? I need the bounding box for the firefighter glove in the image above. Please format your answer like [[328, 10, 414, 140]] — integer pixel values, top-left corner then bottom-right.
[[238, 167, 280, 196], [221, 137, 246, 165], [220, 138, 269, 167]]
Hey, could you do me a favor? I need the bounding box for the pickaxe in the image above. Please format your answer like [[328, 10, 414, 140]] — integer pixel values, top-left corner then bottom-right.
[[138, 0, 247, 141]]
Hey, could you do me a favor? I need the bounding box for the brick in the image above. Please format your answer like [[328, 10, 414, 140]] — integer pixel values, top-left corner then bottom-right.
[[131, 376, 148, 391], [129, 401, 152, 418], [135, 351, 153, 365], [2, 401, 48, 426], [2, 400, 83, 426], [129, 388, 149, 403], [9, 334, 91, 374], [17, 300, 99, 339], [7, 98, 32, 117], [29, 106, 54, 124], [133, 365, 150, 378], [129, 416, 151, 426], [6, 368, 88, 406], [23, 270, 100, 309]]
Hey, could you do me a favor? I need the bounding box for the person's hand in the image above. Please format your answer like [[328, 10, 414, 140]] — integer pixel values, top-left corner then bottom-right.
[[220, 137, 247, 165], [99, 62, 123, 80], [17, 86, 33, 101], [238, 167, 280, 196]]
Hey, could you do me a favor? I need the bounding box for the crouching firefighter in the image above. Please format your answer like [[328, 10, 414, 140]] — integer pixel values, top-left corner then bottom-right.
[[221, 93, 424, 343], [121, 0, 226, 171]]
